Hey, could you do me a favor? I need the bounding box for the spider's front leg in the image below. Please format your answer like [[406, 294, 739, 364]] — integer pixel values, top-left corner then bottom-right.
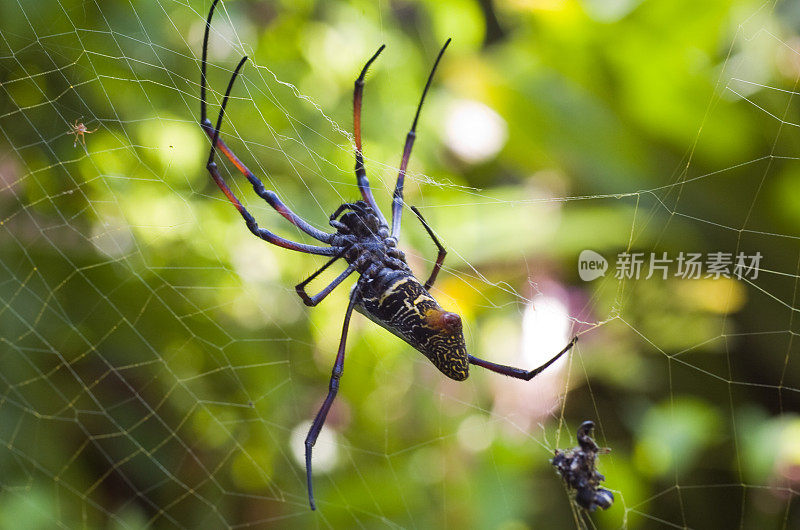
[[201, 119, 333, 243], [202, 56, 335, 256], [352, 46, 388, 227], [200, 0, 333, 247], [304, 289, 359, 510], [390, 39, 451, 239]]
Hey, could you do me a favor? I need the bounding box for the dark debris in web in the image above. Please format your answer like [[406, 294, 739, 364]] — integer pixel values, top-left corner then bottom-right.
[[551, 420, 614, 512]]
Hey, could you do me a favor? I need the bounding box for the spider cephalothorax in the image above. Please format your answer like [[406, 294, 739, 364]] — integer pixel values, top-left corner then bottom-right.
[[199, 0, 576, 510], [329, 200, 408, 277]]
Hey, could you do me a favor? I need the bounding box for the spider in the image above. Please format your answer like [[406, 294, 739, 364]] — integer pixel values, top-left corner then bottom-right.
[[69, 119, 97, 148], [199, 0, 577, 510], [552, 420, 614, 512]]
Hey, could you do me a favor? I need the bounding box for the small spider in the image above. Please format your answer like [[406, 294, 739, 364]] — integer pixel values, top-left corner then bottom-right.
[[69, 119, 98, 147], [552, 420, 614, 512], [199, 0, 576, 510]]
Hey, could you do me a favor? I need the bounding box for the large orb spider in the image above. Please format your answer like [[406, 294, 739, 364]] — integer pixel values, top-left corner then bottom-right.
[[199, 0, 576, 510]]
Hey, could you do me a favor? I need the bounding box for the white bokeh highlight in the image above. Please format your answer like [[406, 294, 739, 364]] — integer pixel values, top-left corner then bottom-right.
[[521, 294, 571, 371], [490, 289, 573, 431], [444, 99, 508, 163]]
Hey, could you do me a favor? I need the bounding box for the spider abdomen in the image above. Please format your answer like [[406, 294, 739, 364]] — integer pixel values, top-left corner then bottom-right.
[[356, 271, 469, 381]]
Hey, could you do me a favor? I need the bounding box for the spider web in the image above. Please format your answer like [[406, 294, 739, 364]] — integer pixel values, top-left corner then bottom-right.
[[1, 0, 799, 527]]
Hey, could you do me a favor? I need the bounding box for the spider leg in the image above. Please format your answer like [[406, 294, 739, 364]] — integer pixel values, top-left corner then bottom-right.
[[390, 39, 451, 240], [205, 55, 337, 256], [207, 160, 336, 254], [409, 205, 446, 290], [329, 202, 372, 222], [199, 121, 333, 243], [295, 250, 356, 306], [200, 0, 333, 245], [353, 45, 388, 227], [469, 336, 577, 381], [305, 289, 358, 510]]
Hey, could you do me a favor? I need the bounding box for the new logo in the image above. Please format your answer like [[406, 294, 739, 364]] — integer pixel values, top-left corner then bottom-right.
[[578, 250, 608, 281]]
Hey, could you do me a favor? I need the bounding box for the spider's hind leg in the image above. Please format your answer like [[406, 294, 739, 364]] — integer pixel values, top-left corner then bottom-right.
[[469, 336, 577, 381], [305, 290, 359, 509]]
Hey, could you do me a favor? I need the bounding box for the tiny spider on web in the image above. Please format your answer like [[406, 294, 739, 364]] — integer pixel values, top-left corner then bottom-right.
[[199, 0, 577, 510], [552, 420, 614, 512], [69, 119, 97, 147]]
